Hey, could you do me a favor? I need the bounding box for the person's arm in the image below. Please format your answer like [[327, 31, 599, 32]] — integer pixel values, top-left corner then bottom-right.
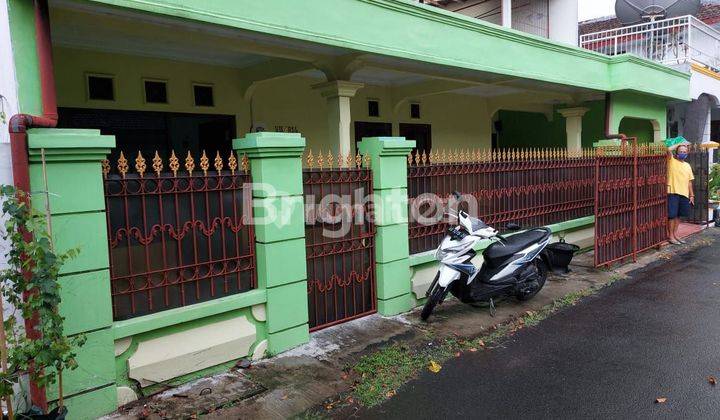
[[689, 180, 695, 206]]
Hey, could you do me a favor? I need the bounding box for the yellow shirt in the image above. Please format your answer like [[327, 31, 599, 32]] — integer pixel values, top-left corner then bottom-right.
[[667, 157, 694, 198]]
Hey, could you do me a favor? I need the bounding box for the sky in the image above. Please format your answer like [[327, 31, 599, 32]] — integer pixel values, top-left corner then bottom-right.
[[578, 0, 616, 22]]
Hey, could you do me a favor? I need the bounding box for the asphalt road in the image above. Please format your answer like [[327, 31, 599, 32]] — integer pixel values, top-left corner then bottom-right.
[[363, 239, 720, 419]]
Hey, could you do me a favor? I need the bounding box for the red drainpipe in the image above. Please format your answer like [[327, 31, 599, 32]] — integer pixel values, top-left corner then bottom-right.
[[8, 0, 58, 411]]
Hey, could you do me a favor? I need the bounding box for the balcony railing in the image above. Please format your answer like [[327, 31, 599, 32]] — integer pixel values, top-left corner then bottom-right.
[[580, 15, 720, 70]]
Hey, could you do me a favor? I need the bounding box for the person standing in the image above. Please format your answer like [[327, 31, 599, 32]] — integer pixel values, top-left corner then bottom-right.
[[667, 144, 695, 244]]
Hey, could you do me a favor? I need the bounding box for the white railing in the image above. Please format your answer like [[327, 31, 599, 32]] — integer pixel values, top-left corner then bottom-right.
[[580, 15, 720, 70]]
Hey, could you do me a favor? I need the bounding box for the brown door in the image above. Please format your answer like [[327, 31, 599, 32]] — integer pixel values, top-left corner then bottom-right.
[[354, 121, 392, 149], [399, 123, 432, 155]]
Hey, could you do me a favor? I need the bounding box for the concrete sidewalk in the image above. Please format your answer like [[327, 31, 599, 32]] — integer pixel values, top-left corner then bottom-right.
[[107, 229, 717, 419]]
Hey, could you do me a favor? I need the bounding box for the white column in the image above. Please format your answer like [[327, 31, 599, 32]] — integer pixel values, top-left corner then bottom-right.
[[558, 107, 589, 152], [313, 81, 364, 157], [501, 0, 512, 28], [548, 0, 579, 45]]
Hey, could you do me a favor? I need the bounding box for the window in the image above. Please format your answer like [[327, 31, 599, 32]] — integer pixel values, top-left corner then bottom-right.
[[87, 74, 114, 101], [410, 103, 421, 119], [193, 84, 214, 107], [368, 100, 380, 117], [144, 79, 168, 104]]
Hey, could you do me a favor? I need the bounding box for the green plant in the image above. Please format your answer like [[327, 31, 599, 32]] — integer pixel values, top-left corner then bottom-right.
[[0, 185, 84, 418], [709, 164, 720, 201]]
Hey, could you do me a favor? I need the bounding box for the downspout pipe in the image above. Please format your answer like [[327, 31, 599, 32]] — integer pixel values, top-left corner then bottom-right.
[[604, 92, 627, 140], [7, 0, 58, 412]]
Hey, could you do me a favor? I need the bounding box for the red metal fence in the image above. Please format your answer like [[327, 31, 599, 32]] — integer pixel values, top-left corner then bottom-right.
[[407, 149, 596, 254], [103, 150, 256, 320], [594, 142, 667, 267], [303, 152, 376, 331]]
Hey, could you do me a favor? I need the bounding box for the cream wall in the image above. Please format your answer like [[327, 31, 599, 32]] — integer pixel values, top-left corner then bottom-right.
[[53, 47, 516, 154]]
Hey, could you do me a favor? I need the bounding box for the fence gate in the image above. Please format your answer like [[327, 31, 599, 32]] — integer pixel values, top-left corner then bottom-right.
[[303, 156, 376, 331], [595, 142, 668, 267], [686, 145, 710, 224]]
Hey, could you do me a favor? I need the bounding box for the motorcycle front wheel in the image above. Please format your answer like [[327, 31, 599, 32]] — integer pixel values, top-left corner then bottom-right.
[[421, 284, 447, 321]]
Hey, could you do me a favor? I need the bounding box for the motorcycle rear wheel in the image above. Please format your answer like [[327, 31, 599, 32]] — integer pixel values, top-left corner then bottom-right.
[[516, 259, 548, 301], [421, 285, 446, 321]]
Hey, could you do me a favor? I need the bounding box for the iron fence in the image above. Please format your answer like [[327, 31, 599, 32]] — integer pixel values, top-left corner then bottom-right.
[[103, 150, 256, 320], [303, 151, 376, 331], [407, 149, 596, 254], [685, 144, 710, 224]]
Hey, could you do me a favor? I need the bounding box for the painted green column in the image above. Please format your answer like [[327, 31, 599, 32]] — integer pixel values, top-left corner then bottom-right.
[[233, 132, 310, 354], [27, 128, 117, 418], [358, 137, 416, 316]]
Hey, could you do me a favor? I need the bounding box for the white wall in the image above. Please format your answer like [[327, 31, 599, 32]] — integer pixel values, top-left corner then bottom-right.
[[549, 0, 579, 45], [0, 0, 18, 190]]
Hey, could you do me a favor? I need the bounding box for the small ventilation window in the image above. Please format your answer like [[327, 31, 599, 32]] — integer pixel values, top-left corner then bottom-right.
[[144, 79, 168, 104], [87, 75, 114, 101], [410, 103, 421, 119], [368, 100, 380, 118], [193, 84, 214, 107]]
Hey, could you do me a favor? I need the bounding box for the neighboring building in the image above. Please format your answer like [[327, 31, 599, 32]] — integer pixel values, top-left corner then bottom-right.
[[423, 0, 579, 45], [580, 0, 720, 149], [1, 0, 689, 418]]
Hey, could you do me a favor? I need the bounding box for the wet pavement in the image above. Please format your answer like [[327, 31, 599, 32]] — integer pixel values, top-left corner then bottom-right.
[[364, 237, 720, 419]]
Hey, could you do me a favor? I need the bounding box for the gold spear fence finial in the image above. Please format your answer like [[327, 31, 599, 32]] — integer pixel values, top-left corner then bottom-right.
[[214, 151, 223, 174], [185, 151, 195, 176], [355, 151, 362, 168], [326, 150, 333, 169], [135, 151, 147, 178], [228, 151, 237, 175], [241, 153, 249, 173], [152, 151, 163, 176], [306, 149, 315, 169], [169, 150, 180, 177], [317, 149, 325, 169], [117, 151, 129, 179], [200, 150, 210, 176], [101, 158, 110, 178]]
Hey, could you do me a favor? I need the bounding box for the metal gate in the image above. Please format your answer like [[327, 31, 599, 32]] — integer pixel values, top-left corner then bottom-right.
[[685, 145, 709, 224], [594, 142, 668, 267], [303, 154, 376, 331]]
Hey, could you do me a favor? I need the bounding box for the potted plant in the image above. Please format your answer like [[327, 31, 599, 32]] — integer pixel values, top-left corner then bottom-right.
[[0, 186, 84, 419]]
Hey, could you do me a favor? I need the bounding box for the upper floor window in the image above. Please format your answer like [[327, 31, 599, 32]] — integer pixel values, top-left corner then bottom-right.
[[144, 79, 168, 104], [193, 84, 214, 107], [87, 74, 115, 101]]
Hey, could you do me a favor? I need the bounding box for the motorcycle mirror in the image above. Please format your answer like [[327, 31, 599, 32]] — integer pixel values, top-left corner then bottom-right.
[[506, 222, 522, 231]]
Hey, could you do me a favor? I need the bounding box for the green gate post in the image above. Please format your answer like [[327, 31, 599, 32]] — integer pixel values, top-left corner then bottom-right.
[[233, 132, 310, 354], [358, 137, 416, 316], [27, 129, 118, 418]]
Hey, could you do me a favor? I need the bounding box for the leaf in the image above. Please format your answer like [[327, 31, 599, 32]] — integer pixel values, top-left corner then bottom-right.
[[385, 389, 396, 398], [709, 376, 717, 386], [469, 348, 478, 352], [655, 397, 667, 404], [428, 360, 442, 373], [478, 340, 486, 347]]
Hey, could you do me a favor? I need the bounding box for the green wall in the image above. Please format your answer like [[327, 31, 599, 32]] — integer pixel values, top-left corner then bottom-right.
[[619, 118, 654, 144], [498, 110, 565, 148], [581, 100, 607, 148]]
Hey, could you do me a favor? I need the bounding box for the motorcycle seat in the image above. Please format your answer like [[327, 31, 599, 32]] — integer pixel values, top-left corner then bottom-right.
[[483, 228, 550, 268]]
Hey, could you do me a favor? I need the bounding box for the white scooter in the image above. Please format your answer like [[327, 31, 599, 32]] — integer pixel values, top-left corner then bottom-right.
[[421, 192, 553, 321]]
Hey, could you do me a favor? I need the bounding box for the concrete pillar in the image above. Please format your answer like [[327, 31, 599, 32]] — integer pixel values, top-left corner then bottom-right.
[[27, 128, 118, 418], [549, 0, 579, 45], [233, 132, 310, 354], [501, 0, 512, 28], [557, 107, 589, 151], [313, 81, 364, 156], [358, 137, 416, 316]]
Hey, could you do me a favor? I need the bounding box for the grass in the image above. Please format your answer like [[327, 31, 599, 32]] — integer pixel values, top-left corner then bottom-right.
[[350, 275, 625, 407]]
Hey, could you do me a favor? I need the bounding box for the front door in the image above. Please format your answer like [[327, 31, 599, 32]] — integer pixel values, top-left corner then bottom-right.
[[354, 121, 392, 150], [399, 123, 432, 155]]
